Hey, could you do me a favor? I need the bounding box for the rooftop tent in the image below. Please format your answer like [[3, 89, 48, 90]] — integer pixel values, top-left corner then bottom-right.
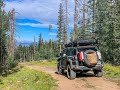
[[65, 39, 97, 47]]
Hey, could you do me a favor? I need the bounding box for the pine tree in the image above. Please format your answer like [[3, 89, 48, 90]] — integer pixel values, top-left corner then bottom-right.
[[114, 0, 120, 65], [33, 36, 36, 60], [85, 18, 92, 38], [38, 33, 43, 51], [0, 0, 8, 74], [91, 0, 120, 65], [57, 3, 65, 52]]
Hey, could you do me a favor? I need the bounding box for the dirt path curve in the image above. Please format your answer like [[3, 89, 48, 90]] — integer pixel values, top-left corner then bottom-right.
[[25, 65, 120, 90]]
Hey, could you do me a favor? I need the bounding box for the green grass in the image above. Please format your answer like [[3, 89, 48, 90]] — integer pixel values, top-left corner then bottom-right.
[[104, 64, 120, 85], [26, 61, 57, 68], [104, 64, 120, 78], [0, 67, 56, 90]]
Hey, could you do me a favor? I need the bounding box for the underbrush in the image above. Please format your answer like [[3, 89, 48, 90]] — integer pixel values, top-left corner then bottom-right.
[[0, 67, 56, 90], [1, 66, 21, 77], [0, 57, 18, 76]]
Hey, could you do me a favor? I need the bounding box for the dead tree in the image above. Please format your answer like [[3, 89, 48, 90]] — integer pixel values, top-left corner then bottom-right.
[[7, 9, 15, 59], [64, 0, 68, 44]]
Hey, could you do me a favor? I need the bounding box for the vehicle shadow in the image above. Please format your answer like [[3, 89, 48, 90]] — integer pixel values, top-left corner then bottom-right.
[[76, 73, 95, 78]]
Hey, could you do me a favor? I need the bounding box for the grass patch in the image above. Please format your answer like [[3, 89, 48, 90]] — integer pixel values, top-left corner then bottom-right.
[[0, 67, 56, 90], [104, 64, 120, 78], [104, 64, 120, 85], [26, 60, 57, 68]]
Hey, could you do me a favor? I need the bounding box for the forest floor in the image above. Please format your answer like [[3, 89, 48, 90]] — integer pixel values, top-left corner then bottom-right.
[[24, 61, 120, 90]]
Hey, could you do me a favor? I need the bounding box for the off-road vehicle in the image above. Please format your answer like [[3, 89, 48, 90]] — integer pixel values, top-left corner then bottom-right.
[[57, 39, 104, 80]]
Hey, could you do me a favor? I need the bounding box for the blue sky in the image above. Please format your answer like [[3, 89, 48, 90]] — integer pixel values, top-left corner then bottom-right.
[[15, 19, 58, 42], [4, 0, 78, 43]]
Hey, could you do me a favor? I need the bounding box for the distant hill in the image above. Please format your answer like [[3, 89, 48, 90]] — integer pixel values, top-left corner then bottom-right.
[[16, 41, 34, 46]]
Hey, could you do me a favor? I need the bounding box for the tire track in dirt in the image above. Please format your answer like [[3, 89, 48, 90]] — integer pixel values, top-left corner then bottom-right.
[[25, 65, 120, 90]]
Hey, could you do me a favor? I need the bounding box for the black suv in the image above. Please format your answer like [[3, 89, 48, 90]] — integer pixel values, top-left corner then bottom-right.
[[57, 39, 104, 79]]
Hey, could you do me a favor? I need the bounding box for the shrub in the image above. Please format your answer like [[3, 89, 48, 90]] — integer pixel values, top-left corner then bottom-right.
[[12, 67, 20, 72], [7, 57, 18, 69]]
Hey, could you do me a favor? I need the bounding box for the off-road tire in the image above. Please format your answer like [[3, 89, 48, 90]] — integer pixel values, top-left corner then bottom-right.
[[94, 70, 103, 77], [57, 63, 64, 74], [67, 64, 76, 80]]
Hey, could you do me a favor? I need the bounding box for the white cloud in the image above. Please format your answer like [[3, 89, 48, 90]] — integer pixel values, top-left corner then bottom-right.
[[5, 0, 61, 24], [5, 0, 76, 26], [18, 23, 58, 29], [5, 0, 87, 30]]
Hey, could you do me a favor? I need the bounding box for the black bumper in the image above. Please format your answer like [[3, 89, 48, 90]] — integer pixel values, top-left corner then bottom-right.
[[73, 64, 104, 71]]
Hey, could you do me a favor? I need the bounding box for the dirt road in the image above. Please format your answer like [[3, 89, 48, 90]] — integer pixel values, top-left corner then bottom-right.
[[25, 65, 120, 90]]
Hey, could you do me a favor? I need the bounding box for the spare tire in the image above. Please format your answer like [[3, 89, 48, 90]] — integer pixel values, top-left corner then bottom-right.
[[83, 50, 98, 67]]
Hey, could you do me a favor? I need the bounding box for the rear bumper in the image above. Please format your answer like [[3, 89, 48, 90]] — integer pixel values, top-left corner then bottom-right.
[[72, 64, 104, 71]]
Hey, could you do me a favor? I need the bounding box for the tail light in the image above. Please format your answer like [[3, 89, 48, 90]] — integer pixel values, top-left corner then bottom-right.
[[97, 51, 102, 59], [78, 52, 84, 61]]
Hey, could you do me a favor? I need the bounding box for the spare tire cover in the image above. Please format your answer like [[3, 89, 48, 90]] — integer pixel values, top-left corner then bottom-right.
[[83, 50, 98, 67]]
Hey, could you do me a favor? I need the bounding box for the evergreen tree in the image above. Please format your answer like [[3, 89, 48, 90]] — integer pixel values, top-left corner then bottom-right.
[[38, 33, 43, 51], [114, 0, 120, 65], [90, 0, 120, 65], [0, 0, 8, 74], [57, 3, 65, 52]]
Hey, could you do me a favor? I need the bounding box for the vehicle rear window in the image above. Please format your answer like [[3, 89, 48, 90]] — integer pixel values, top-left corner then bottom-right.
[[66, 48, 74, 56]]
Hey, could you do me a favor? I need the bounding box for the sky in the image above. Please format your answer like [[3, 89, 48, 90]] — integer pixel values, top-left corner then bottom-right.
[[4, 0, 76, 43]]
